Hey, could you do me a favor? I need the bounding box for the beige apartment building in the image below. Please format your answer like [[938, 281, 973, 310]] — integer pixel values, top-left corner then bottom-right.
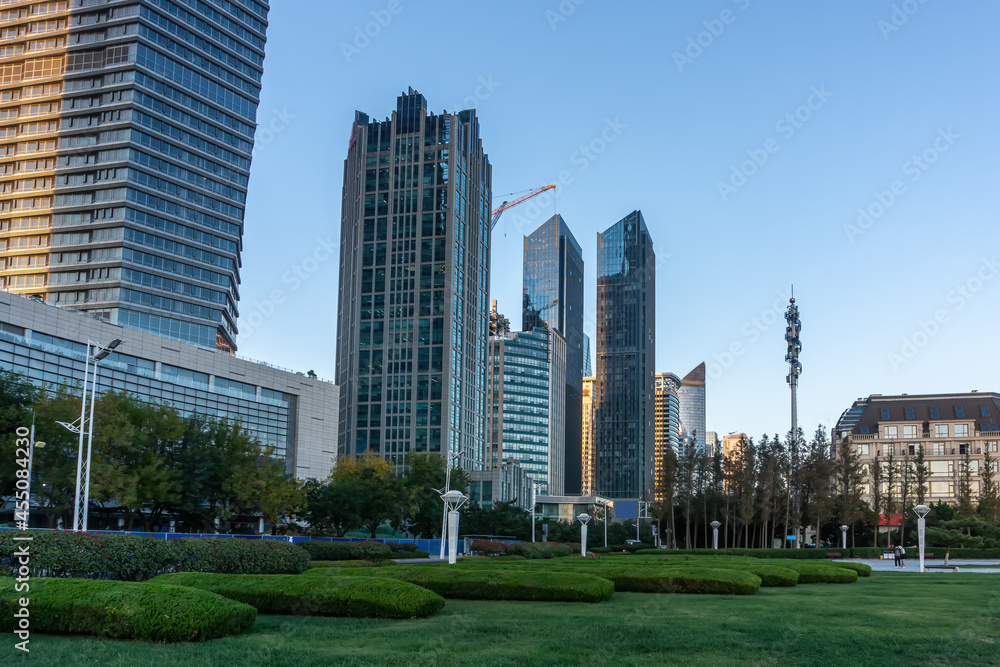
[[581, 375, 595, 495], [835, 393, 1000, 505]]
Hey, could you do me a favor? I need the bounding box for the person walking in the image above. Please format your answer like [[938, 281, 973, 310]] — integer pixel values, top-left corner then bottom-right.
[[899, 545, 907, 569], [893, 544, 901, 568]]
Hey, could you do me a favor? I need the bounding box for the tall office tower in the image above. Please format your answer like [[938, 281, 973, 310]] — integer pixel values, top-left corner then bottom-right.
[[336, 89, 492, 470], [522, 213, 584, 494], [705, 431, 718, 457], [594, 210, 655, 500], [653, 371, 680, 502], [678, 362, 707, 452], [582, 333, 591, 377], [0, 0, 270, 352], [581, 375, 595, 495], [486, 323, 566, 495]]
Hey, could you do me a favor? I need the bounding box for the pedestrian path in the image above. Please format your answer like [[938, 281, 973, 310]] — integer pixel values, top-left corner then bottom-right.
[[845, 559, 1000, 573]]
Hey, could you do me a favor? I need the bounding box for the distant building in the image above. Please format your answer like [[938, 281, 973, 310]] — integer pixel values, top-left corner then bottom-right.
[[706, 431, 719, 458], [582, 333, 592, 378], [722, 432, 747, 460], [835, 393, 1000, 506], [653, 372, 681, 502], [335, 89, 492, 471], [593, 210, 655, 500], [470, 458, 533, 511], [0, 291, 338, 480], [581, 375, 596, 495], [523, 214, 584, 495], [487, 323, 566, 495], [678, 362, 706, 452]]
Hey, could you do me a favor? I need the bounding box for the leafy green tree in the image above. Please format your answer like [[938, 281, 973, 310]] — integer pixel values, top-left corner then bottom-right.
[[834, 434, 865, 547], [296, 478, 362, 536], [0, 369, 40, 506], [913, 446, 929, 505], [979, 449, 998, 523], [239, 448, 305, 534], [331, 452, 406, 538]]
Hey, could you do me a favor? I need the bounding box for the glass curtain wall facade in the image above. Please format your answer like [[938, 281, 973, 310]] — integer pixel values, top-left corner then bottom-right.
[[522, 213, 583, 493], [486, 326, 566, 495], [0, 0, 269, 352], [653, 371, 680, 502], [678, 362, 706, 452], [336, 89, 492, 471], [594, 210, 655, 500]]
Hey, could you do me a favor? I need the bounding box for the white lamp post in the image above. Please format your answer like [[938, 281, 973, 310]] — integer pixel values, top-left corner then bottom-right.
[[710, 520, 721, 550], [56, 338, 123, 532], [578, 513, 591, 557], [914, 504, 930, 572], [439, 489, 468, 564], [840, 524, 848, 551]]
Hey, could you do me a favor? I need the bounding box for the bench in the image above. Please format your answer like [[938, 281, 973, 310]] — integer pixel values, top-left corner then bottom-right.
[[825, 552, 843, 559], [925, 565, 959, 572]]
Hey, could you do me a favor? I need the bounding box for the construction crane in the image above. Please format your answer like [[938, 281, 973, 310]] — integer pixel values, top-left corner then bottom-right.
[[490, 184, 556, 232]]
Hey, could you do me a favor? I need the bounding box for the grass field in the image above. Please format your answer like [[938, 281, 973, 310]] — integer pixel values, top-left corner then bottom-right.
[[3, 572, 999, 666]]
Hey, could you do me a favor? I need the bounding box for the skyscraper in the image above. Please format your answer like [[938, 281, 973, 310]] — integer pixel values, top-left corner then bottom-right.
[[0, 0, 270, 352], [594, 210, 655, 500], [581, 374, 595, 495], [653, 371, 680, 502], [582, 333, 592, 377], [486, 322, 566, 495], [336, 89, 492, 471], [522, 213, 584, 493], [678, 362, 707, 452]]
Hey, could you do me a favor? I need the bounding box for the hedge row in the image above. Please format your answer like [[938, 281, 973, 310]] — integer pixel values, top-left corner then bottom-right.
[[309, 560, 398, 569], [831, 562, 872, 577], [773, 562, 859, 584], [151, 572, 445, 618], [307, 566, 615, 603], [0, 531, 309, 580], [640, 546, 1000, 559], [0, 578, 255, 642], [505, 542, 577, 559], [299, 540, 391, 561], [518, 561, 763, 595]]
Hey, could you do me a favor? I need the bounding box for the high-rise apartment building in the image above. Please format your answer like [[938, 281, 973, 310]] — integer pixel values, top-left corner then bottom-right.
[[522, 213, 584, 493], [0, 0, 270, 352], [581, 374, 595, 495], [706, 431, 718, 457], [336, 89, 492, 470], [678, 362, 706, 452], [653, 371, 680, 502], [722, 432, 746, 460], [593, 210, 655, 500], [486, 324, 566, 495]]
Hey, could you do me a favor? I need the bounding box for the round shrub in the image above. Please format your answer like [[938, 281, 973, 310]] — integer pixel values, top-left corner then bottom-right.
[[315, 566, 614, 603], [299, 541, 354, 561], [351, 541, 392, 560], [775, 562, 859, 584], [151, 572, 444, 618], [0, 578, 255, 642], [830, 562, 871, 577]]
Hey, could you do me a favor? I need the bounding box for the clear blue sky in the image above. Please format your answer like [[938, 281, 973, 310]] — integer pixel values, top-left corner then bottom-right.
[[237, 1, 1000, 441]]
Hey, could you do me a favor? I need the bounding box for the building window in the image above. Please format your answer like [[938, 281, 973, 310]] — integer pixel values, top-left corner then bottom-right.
[[932, 443, 946, 455], [881, 444, 894, 456], [982, 405, 992, 418], [905, 407, 914, 419], [955, 406, 965, 418], [959, 443, 970, 455], [987, 441, 999, 453], [860, 427, 869, 434], [884, 426, 897, 439], [935, 424, 949, 438], [930, 406, 939, 419], [903, 425, 917, 438], [880, 409, 890, 420], [954, 424, 969, 437], [857, 444, 870, 456]]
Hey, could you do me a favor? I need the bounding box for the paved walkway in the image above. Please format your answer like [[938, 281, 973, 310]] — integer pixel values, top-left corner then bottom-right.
[[845, 558, 1000, 573]]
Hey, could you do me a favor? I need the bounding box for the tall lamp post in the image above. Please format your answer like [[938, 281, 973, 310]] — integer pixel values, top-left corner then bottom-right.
[[577, 513, 591, 557], [840, 525, 848, 551], [56, 338, 123, 532], [17, 411, 46, 530], [439, 489, 468, 564], [711, 520, 721, 550], [914, 504, 930, 572]]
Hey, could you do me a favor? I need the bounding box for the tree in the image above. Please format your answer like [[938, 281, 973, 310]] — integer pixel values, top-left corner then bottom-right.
[[677, 431, 698, 549], [834, 435, 865, 547], [869, 454, 884, 548], [979, 449, 998, 523], [882, 448, 899, 547], [802, 426, 834, 547], [913, 446, 929, 506], [651, 446, 678, 548], [330, 452, 406, 538], [296, 478, 361, 536], [0, 369, 41, 507], [240, 448, 305, 533], [956, 447, 975, 518], [31, 384, 84, 528]]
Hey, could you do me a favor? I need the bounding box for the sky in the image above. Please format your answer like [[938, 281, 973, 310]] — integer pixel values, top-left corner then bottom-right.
[[236, 1, 1000, 442]]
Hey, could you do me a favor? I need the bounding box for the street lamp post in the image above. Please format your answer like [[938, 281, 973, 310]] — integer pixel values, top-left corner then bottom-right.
[[57, 338, 123, 532], [578, 513, 591, 557], [21, 411, 46, 529], [710, 520, 721, 550], [530, 480, 536, 543], [439, 489, 468, 564], [840, 525, 848, 551], [914, 504, 930, 572]]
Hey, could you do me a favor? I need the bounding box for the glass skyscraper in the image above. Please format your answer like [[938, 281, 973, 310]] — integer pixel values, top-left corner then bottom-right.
[[336, 89, 492, 471], [522, 213, 584, 493], [653, 371, 681, 502], [0, 0, 269, 352], [594, 210, 655, 500], [678, 362, 706, 452], [487, 325, 566, 495]]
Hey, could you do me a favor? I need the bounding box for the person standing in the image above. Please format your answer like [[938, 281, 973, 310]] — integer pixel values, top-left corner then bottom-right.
[[893, 544, 901, 568], [899, 545, 907, 569]]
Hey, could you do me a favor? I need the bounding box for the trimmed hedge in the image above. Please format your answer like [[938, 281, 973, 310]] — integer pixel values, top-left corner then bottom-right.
[[470, 540, 508, 556], [309, 566, 614, 603], [535, 563, 761, 595], [394, 549, 430, 559], [0, 578, 255, 642], [150, 572, 444, 618], [775, 562, 858, 584], [506, 542, 576, 559], [387, 542, 418, 552], [309, 560, 398, 569], [0, 531, 309, 580], [831, 562, 872, 577], [299, 540, 391, 561]]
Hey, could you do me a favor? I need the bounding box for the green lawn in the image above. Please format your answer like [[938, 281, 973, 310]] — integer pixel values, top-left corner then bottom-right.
[[3, 573, 999, 666]]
